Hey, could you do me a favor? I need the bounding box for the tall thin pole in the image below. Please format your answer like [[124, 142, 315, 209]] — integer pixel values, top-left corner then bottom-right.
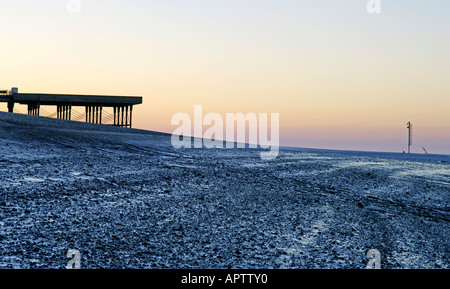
[[407, 122, 412, 154]]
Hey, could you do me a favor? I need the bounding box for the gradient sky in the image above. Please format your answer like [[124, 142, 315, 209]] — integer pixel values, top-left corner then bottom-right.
[[1, 0, 449, 154]]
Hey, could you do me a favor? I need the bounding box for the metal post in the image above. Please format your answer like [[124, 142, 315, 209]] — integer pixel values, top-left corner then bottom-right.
[[407, 122, 412, 154]]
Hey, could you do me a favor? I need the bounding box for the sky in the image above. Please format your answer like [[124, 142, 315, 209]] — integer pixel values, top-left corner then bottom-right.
[[1, 0, 449, 154]]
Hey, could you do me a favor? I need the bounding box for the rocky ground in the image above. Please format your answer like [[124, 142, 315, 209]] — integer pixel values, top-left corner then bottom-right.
[[0, 111, 448, 269]]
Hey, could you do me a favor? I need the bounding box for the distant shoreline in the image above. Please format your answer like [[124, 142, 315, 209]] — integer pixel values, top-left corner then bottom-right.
[[1, 110, 449, 163]]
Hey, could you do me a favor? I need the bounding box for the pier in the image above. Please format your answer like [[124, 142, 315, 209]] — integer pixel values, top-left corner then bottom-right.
[[0, 88, 142, 128]]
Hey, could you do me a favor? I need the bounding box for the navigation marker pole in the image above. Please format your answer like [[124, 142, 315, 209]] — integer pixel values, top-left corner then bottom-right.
[[407, 122, 413, 154]]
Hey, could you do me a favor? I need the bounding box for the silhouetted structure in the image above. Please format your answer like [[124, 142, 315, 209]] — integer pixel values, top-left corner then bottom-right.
[[407, 121, 413, 154], [0, 87, 142, 128]]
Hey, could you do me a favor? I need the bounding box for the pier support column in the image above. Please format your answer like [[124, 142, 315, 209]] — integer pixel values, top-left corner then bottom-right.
[[113, 106, 117, 126], [8, 100, 14, 113], [112, 105, 133, 127], [89, 106, 93, 123], [57, 105, 71, 120], [129, 105, 133, 128], [121, 106, 124, 127], [28, 103, 40, 116], [88, 106, 92, 123], [84, 105, 102, 124], [98, 105, 102, 124]]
